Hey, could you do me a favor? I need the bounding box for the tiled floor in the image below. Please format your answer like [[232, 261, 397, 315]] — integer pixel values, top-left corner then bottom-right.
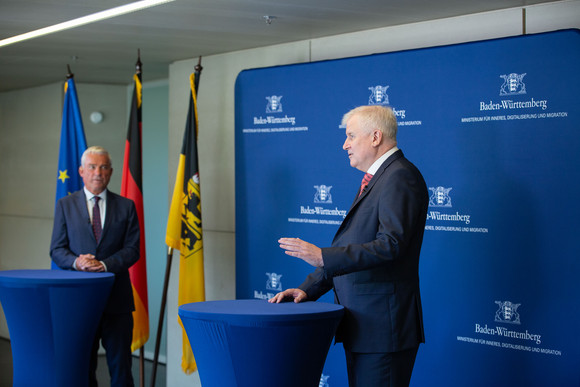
[[0, 338, 166, 387]]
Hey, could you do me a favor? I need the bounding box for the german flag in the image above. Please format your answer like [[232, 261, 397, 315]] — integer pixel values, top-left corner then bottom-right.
[[166, 64, 204, 374], [121, 60, 149, 352]]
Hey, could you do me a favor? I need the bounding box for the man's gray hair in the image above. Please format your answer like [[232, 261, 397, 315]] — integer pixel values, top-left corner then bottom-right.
[[81, 146, 111, 166], [341, 105, 398, 143]]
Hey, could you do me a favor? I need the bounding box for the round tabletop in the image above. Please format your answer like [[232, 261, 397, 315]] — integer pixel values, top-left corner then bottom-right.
[[179, 299, 344, 323], [0, 269, 114, 287]]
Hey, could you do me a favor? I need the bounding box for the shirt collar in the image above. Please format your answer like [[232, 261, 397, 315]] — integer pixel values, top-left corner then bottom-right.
[[83, 187, 107, 202], [367, 146, 399, 175]]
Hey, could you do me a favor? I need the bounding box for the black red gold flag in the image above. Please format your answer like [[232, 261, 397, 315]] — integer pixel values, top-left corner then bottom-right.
[[121, 62, 149, 352]]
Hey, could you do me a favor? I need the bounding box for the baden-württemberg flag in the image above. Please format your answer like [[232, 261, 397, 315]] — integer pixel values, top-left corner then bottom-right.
[[166, 68, 205, 374], [121, 67, 150, 352]]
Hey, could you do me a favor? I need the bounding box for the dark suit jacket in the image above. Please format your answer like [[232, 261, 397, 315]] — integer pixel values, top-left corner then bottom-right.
[[299, 150, 428, 353], [50, 189, 140, 314]]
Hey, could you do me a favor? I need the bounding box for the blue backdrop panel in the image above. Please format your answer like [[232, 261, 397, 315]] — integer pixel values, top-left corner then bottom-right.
[[234, 30, 580, 387]]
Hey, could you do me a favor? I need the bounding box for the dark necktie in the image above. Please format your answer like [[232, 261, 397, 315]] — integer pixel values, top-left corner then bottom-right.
[[92, 196, 102, 243], [359, 173, 373, 197]]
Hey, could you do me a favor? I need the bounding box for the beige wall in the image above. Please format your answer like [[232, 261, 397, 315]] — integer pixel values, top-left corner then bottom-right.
[[165, 2, 580, 386]]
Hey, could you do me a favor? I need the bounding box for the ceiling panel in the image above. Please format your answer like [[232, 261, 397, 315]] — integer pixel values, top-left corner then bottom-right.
[[0, 0, 561, 92]]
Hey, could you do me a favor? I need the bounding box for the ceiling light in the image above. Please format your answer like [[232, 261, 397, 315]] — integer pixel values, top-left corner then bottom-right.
[[0, 0, 175, 48]]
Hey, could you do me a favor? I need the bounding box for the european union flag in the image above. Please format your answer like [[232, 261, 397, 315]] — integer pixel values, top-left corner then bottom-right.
[[53, 76, 87, 269], [55, 76, 87, 206]]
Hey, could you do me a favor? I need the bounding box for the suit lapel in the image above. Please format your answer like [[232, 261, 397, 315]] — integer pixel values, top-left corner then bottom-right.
[[73, 190, 96, 243], [351, 150, 404, 205], [100, 190, 114, 242]]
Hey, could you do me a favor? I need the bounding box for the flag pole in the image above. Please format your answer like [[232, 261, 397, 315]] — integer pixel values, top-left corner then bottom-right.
[[150, 246, 173, 387], [132, 50, 146, 387]]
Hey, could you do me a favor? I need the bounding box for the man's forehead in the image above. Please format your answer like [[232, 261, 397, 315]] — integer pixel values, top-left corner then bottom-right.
[[85, 154, 111, 165], [345, 121, 365, 136]]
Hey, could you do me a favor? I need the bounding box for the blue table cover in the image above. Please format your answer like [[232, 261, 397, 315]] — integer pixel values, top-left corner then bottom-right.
[[0, 269, 115, 387], [179, 299, 344, 387]]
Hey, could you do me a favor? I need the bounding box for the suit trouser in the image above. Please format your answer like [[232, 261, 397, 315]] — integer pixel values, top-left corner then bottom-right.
[[345, 346, 419, 387], [89, 312, 134, 387]]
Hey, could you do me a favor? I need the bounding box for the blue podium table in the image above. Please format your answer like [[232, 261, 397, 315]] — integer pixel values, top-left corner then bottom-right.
[[0, 269, 115, 387], [178, 299, 344, 387]]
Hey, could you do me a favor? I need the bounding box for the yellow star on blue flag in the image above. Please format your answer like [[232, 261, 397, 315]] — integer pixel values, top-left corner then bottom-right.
[[58, 170, 70, 184]]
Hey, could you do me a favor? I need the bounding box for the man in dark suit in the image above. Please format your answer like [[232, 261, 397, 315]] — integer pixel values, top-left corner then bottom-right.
[[269, 105, 428, 387], [50, 146, 139, 387]]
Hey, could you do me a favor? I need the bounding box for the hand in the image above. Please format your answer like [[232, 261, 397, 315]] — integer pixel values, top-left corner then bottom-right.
[[84, 261, 105, 272], [268, 288, 308, 304], [76, 254, 105, 272], [278, 237, 323, 267]]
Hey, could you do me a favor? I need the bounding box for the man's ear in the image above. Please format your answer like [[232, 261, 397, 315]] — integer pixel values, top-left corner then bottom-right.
[[372, 129, 382, 147]]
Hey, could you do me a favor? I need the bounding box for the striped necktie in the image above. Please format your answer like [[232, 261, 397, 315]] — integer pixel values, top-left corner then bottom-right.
[[359, 173, 373, 197], [92, 196, 102, 243]]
